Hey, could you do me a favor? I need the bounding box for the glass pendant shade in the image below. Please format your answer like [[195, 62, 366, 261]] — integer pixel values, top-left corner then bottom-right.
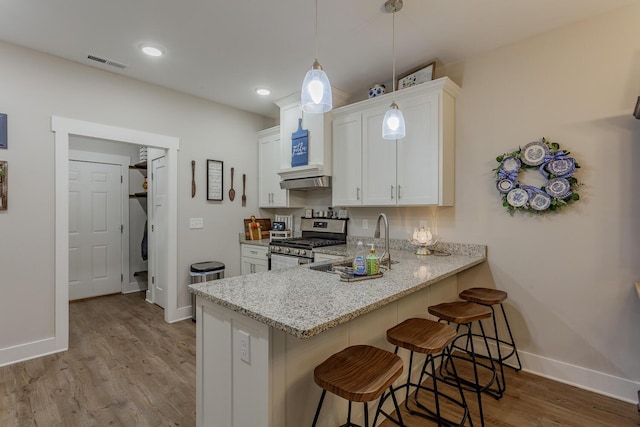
[[382, 102, 406, 139], [301, 60, 332, 113]]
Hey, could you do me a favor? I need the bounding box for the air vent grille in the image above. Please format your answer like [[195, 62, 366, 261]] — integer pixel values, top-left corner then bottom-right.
[[87, 54, 128, 69]]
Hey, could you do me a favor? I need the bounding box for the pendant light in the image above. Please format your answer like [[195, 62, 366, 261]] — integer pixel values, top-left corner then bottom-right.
[[382, 0, 406, 139], [301, 0, 332, 113]]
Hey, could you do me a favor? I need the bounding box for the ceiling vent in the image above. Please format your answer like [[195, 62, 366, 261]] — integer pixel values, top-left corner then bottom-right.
[[87, 54, 128, 69]]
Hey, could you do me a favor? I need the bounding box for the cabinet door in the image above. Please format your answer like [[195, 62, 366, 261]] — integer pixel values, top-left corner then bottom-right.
[[332, 112, 363, 206], [397, 93, 440, 205], [253, 258, 269, 273], [258, 130, 286, 208], [362, 106, 397, 206]]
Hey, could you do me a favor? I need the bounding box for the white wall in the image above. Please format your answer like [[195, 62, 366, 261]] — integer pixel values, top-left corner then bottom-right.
[[341, 3, 640, 402], [0, 40, 271, 363]]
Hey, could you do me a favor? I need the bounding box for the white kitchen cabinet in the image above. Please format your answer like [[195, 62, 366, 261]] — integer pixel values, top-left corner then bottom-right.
[[332, 77, 460, 207], [241, 244, 269, 275], [332, 111, 363, 206], [258, 127, 288, 208]]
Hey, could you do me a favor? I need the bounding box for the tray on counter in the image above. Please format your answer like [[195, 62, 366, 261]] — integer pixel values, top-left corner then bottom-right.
[[338, 272, 384, 282]]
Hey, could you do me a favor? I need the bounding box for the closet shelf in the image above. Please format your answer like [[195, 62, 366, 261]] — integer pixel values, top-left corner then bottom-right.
[[129, 192, 148, 198], [129, 161, 147, 170]]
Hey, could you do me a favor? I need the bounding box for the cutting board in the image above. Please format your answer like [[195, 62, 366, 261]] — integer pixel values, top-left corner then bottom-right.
[[244, 217, 272, 240]]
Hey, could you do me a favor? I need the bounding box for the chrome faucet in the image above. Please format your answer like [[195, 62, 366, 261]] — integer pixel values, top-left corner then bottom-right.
[[374, 213, 391, 269]]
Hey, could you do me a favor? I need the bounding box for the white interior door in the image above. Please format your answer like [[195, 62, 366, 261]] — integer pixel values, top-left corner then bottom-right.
[[151, 156, 168, 308], [69, 160, 122, 300]]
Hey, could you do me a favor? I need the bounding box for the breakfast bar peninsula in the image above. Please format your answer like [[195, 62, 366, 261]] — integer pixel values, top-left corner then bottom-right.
[[190, 243, 486, 427]]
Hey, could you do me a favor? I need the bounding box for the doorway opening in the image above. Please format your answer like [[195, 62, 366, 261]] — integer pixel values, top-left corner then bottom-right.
[[52, 117, 180, 355]]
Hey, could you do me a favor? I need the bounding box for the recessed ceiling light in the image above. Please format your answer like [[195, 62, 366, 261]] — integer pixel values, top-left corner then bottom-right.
[[139, 44, 165, 57], [255, 88, 271, 96]]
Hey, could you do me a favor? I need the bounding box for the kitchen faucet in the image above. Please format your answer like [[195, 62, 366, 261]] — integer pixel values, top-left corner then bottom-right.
[[374, 213, 391, 269]]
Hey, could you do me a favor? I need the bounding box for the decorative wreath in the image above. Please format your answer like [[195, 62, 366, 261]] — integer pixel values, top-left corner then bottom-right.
[[493, 137, 581, 214]]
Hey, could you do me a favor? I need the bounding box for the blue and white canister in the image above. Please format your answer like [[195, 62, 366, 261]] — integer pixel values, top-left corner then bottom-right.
[[368, 84, 386, 98]]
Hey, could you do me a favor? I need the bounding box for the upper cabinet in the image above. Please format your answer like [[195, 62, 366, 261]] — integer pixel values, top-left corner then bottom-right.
[[258, 127, 288, 208], [332, 77, 460, 207]]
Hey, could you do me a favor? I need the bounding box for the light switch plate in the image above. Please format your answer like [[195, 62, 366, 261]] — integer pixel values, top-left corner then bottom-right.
[[189, 218, 204, 229]]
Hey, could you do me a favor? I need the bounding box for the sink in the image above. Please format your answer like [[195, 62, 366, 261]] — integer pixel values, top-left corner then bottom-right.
[[309, 259, 398, 274], [309, 260, 353, 274]]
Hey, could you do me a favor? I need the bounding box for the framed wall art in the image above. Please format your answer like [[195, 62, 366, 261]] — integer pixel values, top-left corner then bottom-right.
[[0, 161, 7, 210], [207, 159, 223, 201], [0, 114, 7, 149], [397, 61, 436, 90]]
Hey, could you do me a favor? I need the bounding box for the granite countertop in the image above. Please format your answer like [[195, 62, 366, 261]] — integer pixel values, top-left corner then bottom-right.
[[192, 241, 486, 339]]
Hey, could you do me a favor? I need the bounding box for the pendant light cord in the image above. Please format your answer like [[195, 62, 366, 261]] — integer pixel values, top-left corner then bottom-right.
[[314, 0, 319, 61], [392, 8, 396, 93]]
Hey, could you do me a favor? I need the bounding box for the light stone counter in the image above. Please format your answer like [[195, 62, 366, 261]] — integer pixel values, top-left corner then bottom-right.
[[191, 243, 486, 339]]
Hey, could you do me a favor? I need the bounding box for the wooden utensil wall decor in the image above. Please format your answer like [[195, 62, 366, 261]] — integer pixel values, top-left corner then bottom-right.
[[191, 160, 196, 198], [242, 173, 247, 206], [229, 167, 236, 201], [0, 161, 7, 210]]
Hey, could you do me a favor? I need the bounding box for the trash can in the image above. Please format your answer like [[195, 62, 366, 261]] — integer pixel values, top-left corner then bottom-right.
[[190, 261, 225, 321]]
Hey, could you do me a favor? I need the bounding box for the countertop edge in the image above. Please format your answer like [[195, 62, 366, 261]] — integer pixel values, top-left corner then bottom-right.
[[192, 255, 486, 339]]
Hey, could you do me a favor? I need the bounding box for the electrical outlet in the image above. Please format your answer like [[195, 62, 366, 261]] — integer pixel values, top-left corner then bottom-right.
[[189, 218, 204, 229], [239, 330, 251, 364], [419, 220, 427, 228], [362, 219, 368, 229]]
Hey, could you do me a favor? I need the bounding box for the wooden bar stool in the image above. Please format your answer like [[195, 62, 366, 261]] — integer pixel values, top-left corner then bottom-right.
[[428, 301, 501, 427], [312, 345, 406, 427], [459, 287, 522, 392], [382, 318, 472, 427]]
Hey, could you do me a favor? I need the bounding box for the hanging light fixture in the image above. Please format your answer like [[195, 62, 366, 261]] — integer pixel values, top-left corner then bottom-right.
[[301, 0, 332, 113], [382, 0, 406, 139]]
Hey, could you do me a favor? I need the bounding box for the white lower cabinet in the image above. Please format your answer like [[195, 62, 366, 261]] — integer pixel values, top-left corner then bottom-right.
[[332, 77, 460, 207], [241, 244, 268, 275]]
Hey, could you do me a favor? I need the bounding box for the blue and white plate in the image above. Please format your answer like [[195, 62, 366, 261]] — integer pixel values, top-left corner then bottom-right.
[[501, 156, 521, 173], [546, 157, 575, 176], [521, 141, 549, 166], [506, 188, 529, 207], [545, 178, 571, 198], [497, 179, 514, 193], [530, 193, 552, 211]]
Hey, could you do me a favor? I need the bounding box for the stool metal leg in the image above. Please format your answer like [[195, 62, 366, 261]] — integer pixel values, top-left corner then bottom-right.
[[312, 389, 326, 427], [500, 303, 522, 371], [488, 306, 505, 395], [372, 385, 406, 427]]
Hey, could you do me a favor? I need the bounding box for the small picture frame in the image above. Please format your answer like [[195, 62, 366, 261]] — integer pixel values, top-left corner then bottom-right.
[[397, 61, 436, 90], [0, 114, 7, 149], [0, 161, 7, 210], [206, 159, 223, 201]]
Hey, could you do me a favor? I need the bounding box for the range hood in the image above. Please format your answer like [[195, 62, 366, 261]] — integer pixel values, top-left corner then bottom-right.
[[280, 175, 331, 191]]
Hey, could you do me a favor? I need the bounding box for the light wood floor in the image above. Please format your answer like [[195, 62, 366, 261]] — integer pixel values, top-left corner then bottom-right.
[[0, 292, 196, 427], [0, 292, 638, 426], [379, 354, 640, 427]]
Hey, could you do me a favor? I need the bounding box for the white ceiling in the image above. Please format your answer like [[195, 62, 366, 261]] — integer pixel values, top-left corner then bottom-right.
[[0, 0, 637, 119]]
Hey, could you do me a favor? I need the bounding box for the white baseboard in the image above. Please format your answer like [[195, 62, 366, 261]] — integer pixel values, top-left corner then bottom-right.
[[469, 337, 640, 405], [0, 337, 66, 368], [170, 305, 193, 323], [519, 350, 640, 405]]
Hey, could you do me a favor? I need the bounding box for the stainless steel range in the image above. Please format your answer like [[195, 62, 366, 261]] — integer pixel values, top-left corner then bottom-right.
[[268, 218, 347, 270]]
